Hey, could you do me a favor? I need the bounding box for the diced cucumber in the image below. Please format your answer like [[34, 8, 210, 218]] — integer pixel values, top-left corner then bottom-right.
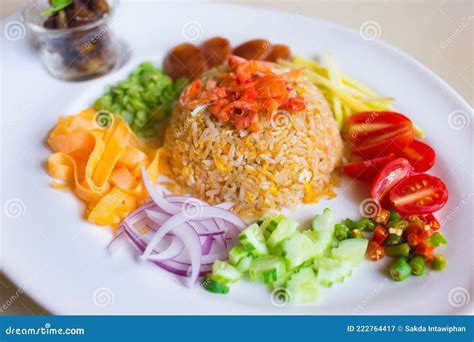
[[235, 254, 253, 272], [303, 230, 328, 259], [211, 260, 242, 284], [202, 275, 230, 294], [312, 208, 337, 233], [285, 267, 319, 303], [228, 246, 248, 265], [238, 223, 269, 257], [311, 208, 336, 255], [228, 246, 254, 272], [249, 256, 287, 284], [267, 218, 299, 248], [316, 258, 353, 287], [259, 213, 286, 239], [312, 258, 320, 270], [331, 238, 369, 266], [282, 232, 317, 269], [270, 244, 284, 257]]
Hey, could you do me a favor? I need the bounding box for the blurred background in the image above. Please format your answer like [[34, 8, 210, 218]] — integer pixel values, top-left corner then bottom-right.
[[1, 0, 472, 315]]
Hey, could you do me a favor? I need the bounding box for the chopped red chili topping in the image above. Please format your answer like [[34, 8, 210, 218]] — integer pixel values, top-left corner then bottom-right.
[[179, 55, 306, 132]]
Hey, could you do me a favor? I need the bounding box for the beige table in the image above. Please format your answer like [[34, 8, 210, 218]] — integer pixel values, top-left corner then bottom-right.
[[1, 0, 472, 315]]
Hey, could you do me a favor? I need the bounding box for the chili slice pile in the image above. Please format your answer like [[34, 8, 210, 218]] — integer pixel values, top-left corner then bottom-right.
[[179, 56, 307, 132]]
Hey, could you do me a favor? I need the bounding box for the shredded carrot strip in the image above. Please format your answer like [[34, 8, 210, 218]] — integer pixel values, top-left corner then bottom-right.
[[47, 108, 168, 229]]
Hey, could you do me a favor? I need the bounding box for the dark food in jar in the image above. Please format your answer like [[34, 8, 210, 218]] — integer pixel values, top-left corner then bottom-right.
[[42, 0, 113, 74], [43, 0, 110, 29]]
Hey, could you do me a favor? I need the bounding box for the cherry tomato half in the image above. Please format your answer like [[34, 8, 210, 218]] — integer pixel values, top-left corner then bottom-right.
[[370, 158, 414, 202], [347, 112, 415, 159], [398, 140, 436, 172], [390, 174, 448, 214], [342, 154, 395, 183]]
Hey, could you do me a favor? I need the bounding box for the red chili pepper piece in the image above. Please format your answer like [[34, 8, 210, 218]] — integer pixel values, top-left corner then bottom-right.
[[367, 241, 385, 261], [373, 226, 389, 245]]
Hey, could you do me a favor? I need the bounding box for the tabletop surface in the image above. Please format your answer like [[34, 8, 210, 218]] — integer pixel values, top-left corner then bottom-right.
[[1, 0, 472, 316]]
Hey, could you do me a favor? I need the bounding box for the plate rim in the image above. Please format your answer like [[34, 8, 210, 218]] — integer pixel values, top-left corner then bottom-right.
[[1, 2, 472, 315]]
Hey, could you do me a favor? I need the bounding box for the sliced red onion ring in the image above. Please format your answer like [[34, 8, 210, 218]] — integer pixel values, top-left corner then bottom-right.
[[107, 229, 126, 254], [122, 227, 211, 277], [147, 238, 184, 261], [201, 235, 213, 255], [141, 167, 180, 214], [146, 210, 202, 286], [141, 207, 246, 260], [119, 169, 247, 287]]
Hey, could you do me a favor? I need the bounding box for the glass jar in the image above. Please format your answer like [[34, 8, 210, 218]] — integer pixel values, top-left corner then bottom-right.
[[23, 0, 119, 81]]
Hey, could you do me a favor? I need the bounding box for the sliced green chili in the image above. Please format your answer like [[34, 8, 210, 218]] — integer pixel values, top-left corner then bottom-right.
[[385, 243, 410, 257], [409, 256, 425, 276], [431, 254, 447, 271], [389, 258, 411, 281]]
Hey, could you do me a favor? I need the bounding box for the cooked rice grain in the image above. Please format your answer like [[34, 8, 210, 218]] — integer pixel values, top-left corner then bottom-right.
[[163, 65, 343, 218]]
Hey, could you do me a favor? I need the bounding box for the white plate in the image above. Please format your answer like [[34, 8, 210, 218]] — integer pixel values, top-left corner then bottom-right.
[[1, 1, 472, 315]]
